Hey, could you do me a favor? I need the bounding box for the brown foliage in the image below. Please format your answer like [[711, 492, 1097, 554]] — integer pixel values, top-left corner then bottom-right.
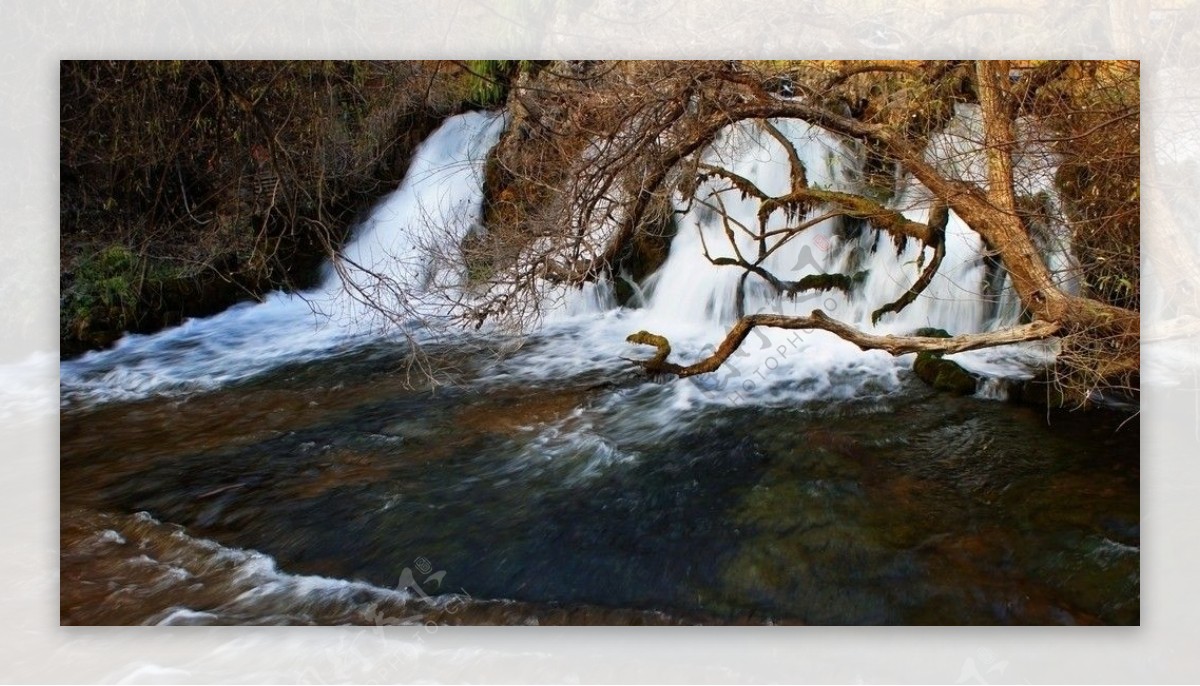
[[473, 60, 1139, 404], [60, 60, 477, 350]]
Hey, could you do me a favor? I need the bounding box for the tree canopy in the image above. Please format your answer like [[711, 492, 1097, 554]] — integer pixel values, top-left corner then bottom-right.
[[464, 60, 1139, 405]]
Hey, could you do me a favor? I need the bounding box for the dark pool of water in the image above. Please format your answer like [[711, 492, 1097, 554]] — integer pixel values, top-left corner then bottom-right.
[[61, 343, 1139, 625]]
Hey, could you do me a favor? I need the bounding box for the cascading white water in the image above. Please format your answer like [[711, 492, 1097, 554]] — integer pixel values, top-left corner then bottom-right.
[[514, 111, 1073, 406], [510, 119, 950, 406], [639, 117, 1001, 336], [62, 105, 1071, 409], [61, 111, 506, 405], [311, 111, 507, 327]]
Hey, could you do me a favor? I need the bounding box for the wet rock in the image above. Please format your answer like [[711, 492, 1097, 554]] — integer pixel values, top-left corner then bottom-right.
[[912, 351, 978, 394], [907, 327, 978, 394]]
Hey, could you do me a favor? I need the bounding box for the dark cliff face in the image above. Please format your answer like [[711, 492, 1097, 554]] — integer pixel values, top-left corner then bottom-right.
[[59, 60, 481, 357]]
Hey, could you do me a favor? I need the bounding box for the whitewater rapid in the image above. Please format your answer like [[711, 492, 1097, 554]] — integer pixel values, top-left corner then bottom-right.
[[61, 107, 1061, 410]]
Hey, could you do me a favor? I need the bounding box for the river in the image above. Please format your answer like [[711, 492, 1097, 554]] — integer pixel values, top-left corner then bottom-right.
[[60, 109, 1139, 625]]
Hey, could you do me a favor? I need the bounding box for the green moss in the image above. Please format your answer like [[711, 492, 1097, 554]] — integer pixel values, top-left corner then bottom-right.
[[910, 331, 978, 395], [625, 330, 672, 368], [913, 353, 978, 394], [61, 244, 195, 348], [913, 327, 951, 339], [791, 271, 865, 295], [464, 257, 496, 284], [465, 60, 542, 108], [61, 245, 143, 342]]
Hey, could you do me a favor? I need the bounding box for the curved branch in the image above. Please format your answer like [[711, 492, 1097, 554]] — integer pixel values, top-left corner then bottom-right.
[[572, 68, 1137, 354], [706, 254, 863, 299], [697, 163, 769, 202], [871, 200, 949, 324], [760, 188, 932, 243], [627, 310, 1060, 378], [756, 119, 807, 191]]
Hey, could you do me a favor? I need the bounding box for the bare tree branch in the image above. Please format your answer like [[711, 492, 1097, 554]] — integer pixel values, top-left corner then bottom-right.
[[870, 200, 949, 324], [627, 310, 1061, 378], [470, 60, 1139, 400]]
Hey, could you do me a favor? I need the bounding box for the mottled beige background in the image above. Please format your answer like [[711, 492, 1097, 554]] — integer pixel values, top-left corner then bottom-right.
[[1, 0, 1194, 682]]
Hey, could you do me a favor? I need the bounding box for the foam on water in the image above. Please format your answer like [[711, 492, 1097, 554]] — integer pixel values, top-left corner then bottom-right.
[[62, 507, 688, 625]]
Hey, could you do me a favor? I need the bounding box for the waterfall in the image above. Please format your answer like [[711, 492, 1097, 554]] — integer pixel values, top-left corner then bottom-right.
[[63, 105, 1069, 409], [639, 117, 993, 335], [643, 110, 1076, 339], [510, 112, 1070, 406], [311, 112, 507, 327], [61, 111, 506, 405]]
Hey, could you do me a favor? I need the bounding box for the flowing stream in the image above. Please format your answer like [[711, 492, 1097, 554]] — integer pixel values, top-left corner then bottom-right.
[[60, 110, 1138, 625]]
